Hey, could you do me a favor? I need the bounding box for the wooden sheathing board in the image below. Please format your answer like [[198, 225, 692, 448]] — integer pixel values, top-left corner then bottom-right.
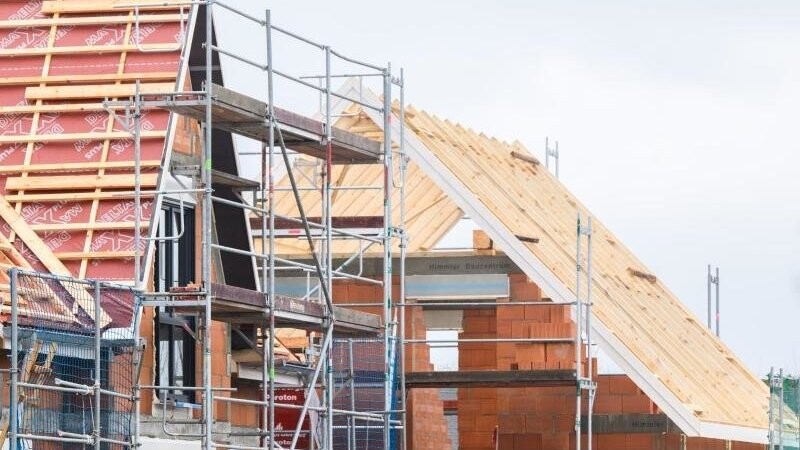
[[0, 1, 186, 325], [266, 104, 462, 256], [394, 106, 768, 434]]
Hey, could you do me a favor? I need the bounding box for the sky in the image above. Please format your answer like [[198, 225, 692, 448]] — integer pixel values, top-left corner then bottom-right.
[[214, 1, 800, 378]]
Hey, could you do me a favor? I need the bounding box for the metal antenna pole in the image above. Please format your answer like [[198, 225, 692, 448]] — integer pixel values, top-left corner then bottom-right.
[[555, 140, 560, 179], [707, 265, 720, 336], [715, 267, 720, 337], [707, 265, 712, 330], [546, 137, 560, 179]]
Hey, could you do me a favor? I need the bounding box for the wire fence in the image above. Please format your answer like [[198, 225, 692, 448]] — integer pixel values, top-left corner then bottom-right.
[[331, 338, 400, 450], [6, 269, 141, 450]]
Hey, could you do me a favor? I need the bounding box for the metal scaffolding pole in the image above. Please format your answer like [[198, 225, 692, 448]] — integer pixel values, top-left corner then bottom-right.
[[264, 8, 276, 450], [202, 2, 214, 449], [382, 63, 394, 450], [398, 67, 409, 450], [575, 214, 583, 450]]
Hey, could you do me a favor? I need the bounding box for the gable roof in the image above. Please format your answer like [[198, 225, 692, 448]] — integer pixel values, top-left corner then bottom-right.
[[268, 102, 462, 256], [331, 79, 768, 443]]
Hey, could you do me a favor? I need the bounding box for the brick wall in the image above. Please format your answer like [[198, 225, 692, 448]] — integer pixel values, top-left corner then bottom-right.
[[460, 274, 765, 450], [333, 278, 453, 450]]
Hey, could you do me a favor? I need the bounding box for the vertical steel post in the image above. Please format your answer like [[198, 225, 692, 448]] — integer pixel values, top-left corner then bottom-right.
[[202, 2, 214, 449], [94, 281, 102, 450], [707, 265, 712, 331], [545, 137, 550, 171], [324, 44, 335, 450], [382, 63, 394, 450], [715, 267, 720, 337], [555, 141, 560, 179], [265, 9, 277, 450], [398, 67, 408, 450], [348, 339, 356, 450], [586, 217, 593, 450], [132, 294, 143, 450], [780, 368, 785, 450], [575, 213, 583, 450], [134, 81, 142, 290], [9, 268, 19, 450], [769, 367, 775, 448]]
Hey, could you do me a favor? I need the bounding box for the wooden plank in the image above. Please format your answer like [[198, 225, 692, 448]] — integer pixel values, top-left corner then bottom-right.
[[4, 191, 149, 202], [0, 130, 165, 144], [0, 13, 184, 29], [0, 196, 109, 326], [42, 0, 189, 13], [405, 370, 577, 388], [1, 72, 176, 87], [0, 160, 161, 174], [30, 222, 146, 231], [54, 251, 136, 260], [6, 173, 158, 191], [0, 43, 181, 58], [26, 83, 175, 100], [0, 103, 157, 115]]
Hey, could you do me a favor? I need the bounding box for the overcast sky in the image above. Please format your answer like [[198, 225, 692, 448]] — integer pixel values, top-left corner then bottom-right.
[[215, 1, 800, 378]]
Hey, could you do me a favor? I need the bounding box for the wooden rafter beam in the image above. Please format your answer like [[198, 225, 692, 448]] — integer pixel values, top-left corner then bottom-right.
[[0, 13, 184, 29], [41, 0, 189, 14], [0, 160, 161, 174], [30, 222, 147, 231], [0, 43, 181, 58], [1, 72, 176, 87], [6, 173, 158, 191], [25, 83, 175, 100], [0, 130, 165, 144], [4, 192, 151, 203], [0, 103, 157, 115]]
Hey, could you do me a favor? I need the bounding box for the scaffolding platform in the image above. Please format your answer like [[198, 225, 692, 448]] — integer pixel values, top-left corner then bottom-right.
[[404, 369, 577, 388], [146, 83, 383, 163], [169, 283, 382, 334]]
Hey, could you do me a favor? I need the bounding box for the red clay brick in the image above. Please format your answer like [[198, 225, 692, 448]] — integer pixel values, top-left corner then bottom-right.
[[540, 433, 569, 450], [608, 374, 641, 395], [498, 413, 526, 434], [597, 434, 627, 450], [525, 413, 553, 433], [626, 433, 655, 448], [592, 394, 623, 414], [511, 281, 541, 301], [514, 433, 543, 450], [621, 394, 654, 414], [545, 342, 574, 362]]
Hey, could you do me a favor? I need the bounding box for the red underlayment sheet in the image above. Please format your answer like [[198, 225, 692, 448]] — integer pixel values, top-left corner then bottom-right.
[[0, 1, 185, 326]]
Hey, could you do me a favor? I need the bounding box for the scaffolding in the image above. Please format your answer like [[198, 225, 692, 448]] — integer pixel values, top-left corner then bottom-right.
[[109, 2, 405, 450], [6, 269, 143, 450]]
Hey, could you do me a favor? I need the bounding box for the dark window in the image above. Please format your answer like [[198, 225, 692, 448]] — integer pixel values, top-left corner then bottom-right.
[[154, 201, 196, 403]]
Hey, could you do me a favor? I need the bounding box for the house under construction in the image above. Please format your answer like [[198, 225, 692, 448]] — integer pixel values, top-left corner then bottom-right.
[[0, 2, 787, 450]]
